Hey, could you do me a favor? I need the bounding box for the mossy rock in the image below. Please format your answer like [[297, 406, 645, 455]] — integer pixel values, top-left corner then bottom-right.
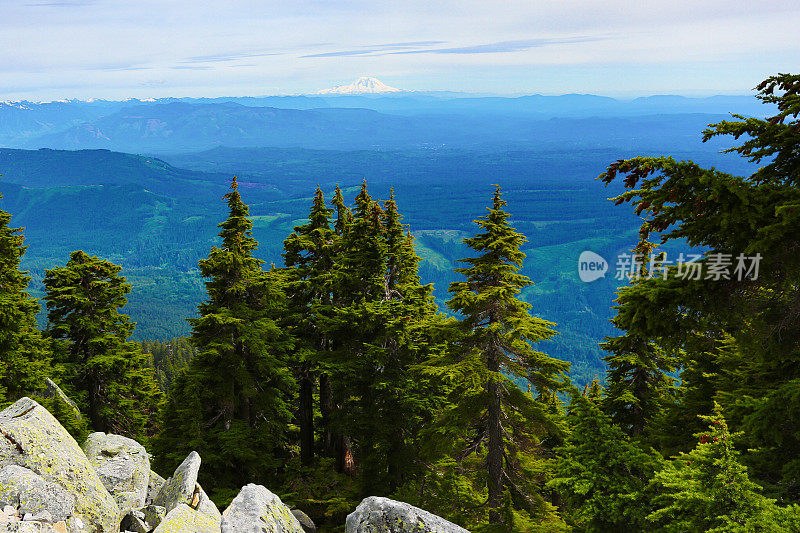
[[0, 397, 120, 532]]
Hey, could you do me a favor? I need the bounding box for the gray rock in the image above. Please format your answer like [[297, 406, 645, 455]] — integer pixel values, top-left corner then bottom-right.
[[0, 524, 68, 532], [153, 452, 219, 521], [0, 465, 75, 522], [220, 484, 303, 533], [146, 470, 166, 505], [151, 503, 220, 533], [346, 497, 470, 533], [82, 433, 150, 513], [39, 379, 81, 421], [291, 508, 316, 533], [142, 505, 167, 530], [21, 510, 52, 522], [0, 398, 120, 532]]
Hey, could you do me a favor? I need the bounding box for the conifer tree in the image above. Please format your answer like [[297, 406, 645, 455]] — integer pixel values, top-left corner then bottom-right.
[[648, 403, 781, 532], [423, 185, 570, 527], [322, 181, 387, 478], [550, 389, 662, 531], [599, 73, 800, 499], [353, 190, 444, 494], [155, 177, 295, 500], [306, 182, 447, 495], [317, 184, 352, 466], [0, 192, 50, 407], [582, 376, 604, 402], [601, 330, 676, 438], [43, 250, 161, 439], [283, 186, 336, 466]]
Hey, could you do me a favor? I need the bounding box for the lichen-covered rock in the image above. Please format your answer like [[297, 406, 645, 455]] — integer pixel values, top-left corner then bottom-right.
[[151, 504, 220, 533], [220, 484, 303, 533], [141, 505, 167, 530], [0, 466, 75, 522], [146, 470, 166, 505], [0, 523, 69, 532], [291, 508, 316, 533], [346, 497, 470, 533], [153, 452, 219, 521], [0, 398, 119, 532], [82, 432, 149, 513]]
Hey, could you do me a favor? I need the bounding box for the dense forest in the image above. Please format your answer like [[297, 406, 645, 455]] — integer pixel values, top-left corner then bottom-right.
[[2, 73, 800, 531]]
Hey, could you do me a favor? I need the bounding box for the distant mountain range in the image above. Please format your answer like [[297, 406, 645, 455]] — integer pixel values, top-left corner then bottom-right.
[[0, 91, 774, 152]]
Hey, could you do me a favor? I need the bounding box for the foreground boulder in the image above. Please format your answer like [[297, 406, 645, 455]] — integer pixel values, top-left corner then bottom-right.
[[0, 398, 120, 532], [0, 465, 76, 522], [151, 503, 220, 533], [346, 497, 469, 533], [146, 470, 166, 505], [220, 484, 303, 533], [82, 432, 150, 513], [153, 452, 220, 523], [291, 508, 316, 533]]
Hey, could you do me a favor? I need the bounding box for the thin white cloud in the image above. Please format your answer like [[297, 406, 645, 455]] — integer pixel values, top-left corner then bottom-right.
[[0, 0, 799, 99]]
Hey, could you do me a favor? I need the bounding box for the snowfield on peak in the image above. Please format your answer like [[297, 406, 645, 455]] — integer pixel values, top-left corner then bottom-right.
[[317, 76, 403, 94]]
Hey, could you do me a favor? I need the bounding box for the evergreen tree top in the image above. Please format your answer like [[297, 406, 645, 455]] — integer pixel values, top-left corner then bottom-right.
[[331, 184, 352, 235], [216, 175, 259, 257], [283, 186, 334, 270], [456, 185, 528, 287], [446, 186, 568, 387]]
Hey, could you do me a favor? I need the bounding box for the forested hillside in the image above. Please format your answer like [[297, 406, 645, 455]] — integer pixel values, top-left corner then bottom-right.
[[0, 141, 756, 384]]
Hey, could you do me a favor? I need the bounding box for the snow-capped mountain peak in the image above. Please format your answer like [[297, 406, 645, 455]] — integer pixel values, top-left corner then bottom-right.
[[317, 77, 402, 95]]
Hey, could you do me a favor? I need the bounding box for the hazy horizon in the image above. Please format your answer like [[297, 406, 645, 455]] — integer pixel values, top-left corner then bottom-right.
[[0, 78, 764, 105]]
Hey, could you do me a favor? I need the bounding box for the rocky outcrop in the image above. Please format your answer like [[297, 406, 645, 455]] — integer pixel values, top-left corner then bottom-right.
[[291, 508, 316, 533], [0, 398, 120, 532], [220, 484, 303, 533], [0, 465, 76, 523], [0, 398, 463, 533], [146, 470, 166, 505], [151, 503, 220, 533], [153, 452, 220, 524], [346, 497, 470, 533], [82, 432, 150, 513]]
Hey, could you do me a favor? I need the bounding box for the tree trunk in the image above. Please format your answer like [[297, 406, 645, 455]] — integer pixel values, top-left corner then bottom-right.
[[388, 439, 401, 493], [299, 369, 314, 466], [487, 345, 504, 525], [88, 371, 103, 432], [319, 373, 333, 456]]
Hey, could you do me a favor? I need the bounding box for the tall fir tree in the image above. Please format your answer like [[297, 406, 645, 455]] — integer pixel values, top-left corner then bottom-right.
[[350, 189, 445, 494], [0, 190, 50, 406], [316, 184, 353, 468], [598, 73, 800, 500], [155, 177, 295, 502], [423, 185, 570, 528], [43, 250, 161, 439], [601, 329, 677, 439], [550, 389, 663, 532], [283, 186, 337, 466]]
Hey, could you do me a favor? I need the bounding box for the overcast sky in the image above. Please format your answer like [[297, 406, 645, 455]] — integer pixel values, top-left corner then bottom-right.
[[3, 0, 799, 101]]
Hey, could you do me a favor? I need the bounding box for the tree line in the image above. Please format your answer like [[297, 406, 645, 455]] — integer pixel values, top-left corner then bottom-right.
[[1, 73, 800, 531]]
